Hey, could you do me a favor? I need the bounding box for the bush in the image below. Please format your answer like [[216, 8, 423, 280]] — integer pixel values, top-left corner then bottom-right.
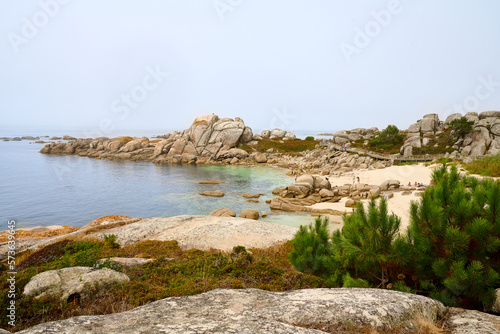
[[305, 136, 315, 141], [367, 125, 405, 153], [289, 164, 500, 310]]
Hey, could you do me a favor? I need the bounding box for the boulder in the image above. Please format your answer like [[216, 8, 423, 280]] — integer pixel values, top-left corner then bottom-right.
[[270, 128, 287, 138], [345, 199, 357, 207], [296, 174, 315, 187], [261, 130, 271, 138], [23, 267, 129, 301], [420, 118, 437, 133], [209, 208, 236, 217], [199, 191, 225, 197], [254, 153, 267, 163], [287, 183, 313, 198], [380, 180, 400, 190], [12, 288, 446, 334], [478, 110, 500, 119], [242, 193, 262, 199], [167, 139, 187, 156], [239, 209, 259, 220], [283, 132, 296, 140], [319, 189, 334, 197], [448, 307, 500, 334], [445, 113, 463, 124]]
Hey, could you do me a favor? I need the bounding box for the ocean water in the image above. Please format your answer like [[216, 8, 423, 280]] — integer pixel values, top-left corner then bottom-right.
[[0, 133, 319, 230]]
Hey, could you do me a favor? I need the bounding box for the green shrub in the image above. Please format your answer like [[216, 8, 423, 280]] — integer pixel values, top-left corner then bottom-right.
[[305, 136, 315, 141], [448, 116, 475, 140], [289, 164, 500, 310], [103, 234, 120, 249], [367, 125, 405, 153]]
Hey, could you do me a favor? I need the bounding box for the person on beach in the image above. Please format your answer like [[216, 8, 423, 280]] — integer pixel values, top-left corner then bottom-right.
[[353, 177, 356, 185], [357, 177, 360, 184]]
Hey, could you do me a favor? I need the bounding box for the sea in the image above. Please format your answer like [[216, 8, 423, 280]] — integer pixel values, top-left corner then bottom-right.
[[0, 127, 332, 230]]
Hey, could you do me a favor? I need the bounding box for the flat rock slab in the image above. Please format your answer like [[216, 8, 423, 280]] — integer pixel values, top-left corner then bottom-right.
[[448, 308, 500, 334], [86, 215, 298, 251], [16, 288, 445, 333]]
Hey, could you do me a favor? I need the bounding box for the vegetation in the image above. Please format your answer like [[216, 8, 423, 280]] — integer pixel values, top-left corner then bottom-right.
[[464, 153, 500, 177], [448, 117, 475, 140], [0, 239, 322, 331], [289, 164, 500, 310], [367, 125, 405, 153], [239, 138, 318, 154], [412, 130, 455, 155]]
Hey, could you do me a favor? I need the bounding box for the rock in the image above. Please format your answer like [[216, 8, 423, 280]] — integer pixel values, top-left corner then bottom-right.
[[98, 257, 153, 266], [199, 190, 225, 197], [63, 135, 76, 140], [478, 110, 500, 119], [239, 209, 259, 220], [272, 188, 282, 195], [14, 288, 446, 333], [420, 117, 437, 133], [319, 189, 334, 197], [445, 113, 463, 124], [283, 132, 296, 140], [23, 267, 129, 301], [167, 139, 187, 156], [287, 183, 313, 198], [407, 123, 420, 133], [490, 288, 500, 314], [242, 193, 262, 199], [345, 199, 357, 207], [199, 180, 225, 184], [254, 153, 267, 163], [369, 186, 381, 199], [372, 162, 385, 169], [296, 174, 314, 187], [261, 130, 271, 138], [270, 128, 287, 138], [448, 307, 500, 334], [380, 180, 400, 190], [209, 208, 236, 217], [230, 157, 239, 164], [21, 136, 37, 140], [265, 199, 271, 204]]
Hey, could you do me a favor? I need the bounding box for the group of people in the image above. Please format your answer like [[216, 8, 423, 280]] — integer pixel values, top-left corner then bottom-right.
[[408, 181, 425, 187], [353, 176, 360, 184]]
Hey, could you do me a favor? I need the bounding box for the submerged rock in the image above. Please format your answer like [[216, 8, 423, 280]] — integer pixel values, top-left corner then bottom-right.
[[199, 190, 225, 197]]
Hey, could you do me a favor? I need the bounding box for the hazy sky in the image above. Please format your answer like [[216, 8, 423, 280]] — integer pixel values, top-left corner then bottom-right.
[[1, 0, 500, 136]]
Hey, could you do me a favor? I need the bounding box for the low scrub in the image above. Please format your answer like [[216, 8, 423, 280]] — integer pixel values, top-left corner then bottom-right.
[[464, 153, 500, 177], [0, 239, 322, 331]]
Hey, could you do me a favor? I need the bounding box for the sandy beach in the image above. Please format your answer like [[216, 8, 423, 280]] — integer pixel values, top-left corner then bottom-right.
[[310, 163, 436, 231]]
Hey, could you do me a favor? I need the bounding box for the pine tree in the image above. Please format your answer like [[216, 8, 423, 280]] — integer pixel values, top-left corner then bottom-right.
[[408, 164, 500, 309], [289, 216, 332, 277]]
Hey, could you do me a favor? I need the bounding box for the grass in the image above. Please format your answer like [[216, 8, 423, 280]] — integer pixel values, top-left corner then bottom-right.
[[239, 138, 319, 154], [463, 153, 500, 177], [412, 131, 454, 155], [0, 239, 323, 331]]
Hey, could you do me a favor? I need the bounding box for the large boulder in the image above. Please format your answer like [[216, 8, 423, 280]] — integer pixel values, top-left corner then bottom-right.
[[445, 113, 463, 124], [239, 209, 259, 220], [261, 130, 271, 138], [254, 153, 267, 163], [12, 288, 446, 334], [84, 215, 297, 251], [479, 110, 500, 119], [270, 128, 287, 138], [287, 183, 313, 198], [209, 208, 236, 217], [23, 267, 129, 302], [380, 180, 400, 190]]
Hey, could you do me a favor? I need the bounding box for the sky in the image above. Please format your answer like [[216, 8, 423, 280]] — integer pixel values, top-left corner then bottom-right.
[[1, 0, 500, 137]]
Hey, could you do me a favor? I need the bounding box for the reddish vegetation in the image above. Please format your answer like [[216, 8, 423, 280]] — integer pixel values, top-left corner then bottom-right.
[[83, 215, 134, 229], [0, 226, 80, 243]]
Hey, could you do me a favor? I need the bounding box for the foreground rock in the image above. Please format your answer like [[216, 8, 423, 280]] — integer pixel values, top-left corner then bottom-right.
[[23, 267, 129, 302], [448, 307, 500, 334], [239, 209, 259, 220], [14, 288, 445, 333], [0, 215, 297, 259], [84, 215, 296, 252]]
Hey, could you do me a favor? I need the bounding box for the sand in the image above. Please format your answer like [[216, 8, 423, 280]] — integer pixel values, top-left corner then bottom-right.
[[309, 163, 437, 231]]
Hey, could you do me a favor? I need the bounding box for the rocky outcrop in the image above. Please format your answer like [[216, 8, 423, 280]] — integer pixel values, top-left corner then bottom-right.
[[14, 288, 446, 333], [23, 267, 129, 302]]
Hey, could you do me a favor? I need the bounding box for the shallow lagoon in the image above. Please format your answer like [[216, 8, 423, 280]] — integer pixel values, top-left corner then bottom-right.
[[0, 140, 318, 229]]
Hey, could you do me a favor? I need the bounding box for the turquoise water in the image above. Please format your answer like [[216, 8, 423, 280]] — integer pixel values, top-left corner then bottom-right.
[[0, 138, 316, 229]]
